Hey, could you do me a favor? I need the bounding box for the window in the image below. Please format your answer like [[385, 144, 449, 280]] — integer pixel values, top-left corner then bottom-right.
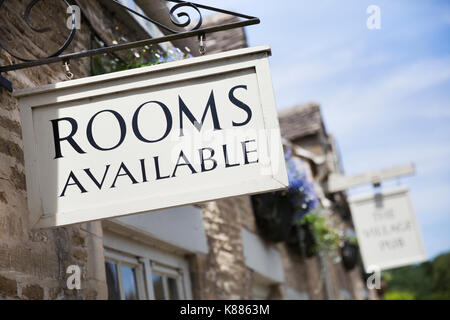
[[105, 261, 121, 300], [104, 250, 146, 300], [150, 262, 185, 300], [152, 273, 164, 300], [103, 231, 193, 300]]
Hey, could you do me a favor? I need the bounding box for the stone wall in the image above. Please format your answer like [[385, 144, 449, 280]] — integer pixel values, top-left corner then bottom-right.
[[187, 13, 363, 301], [234, 195, 327, 299], [192, 194, 339, 300], [0, 2, 369, 300], [0, 0, 149, 300], [190, 199, 253, 300], [202, 195, 369, 300]]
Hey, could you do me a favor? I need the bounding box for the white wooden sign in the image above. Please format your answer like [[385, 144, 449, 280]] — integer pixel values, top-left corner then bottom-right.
[[349, 187, 427, 272], [15, 46, 288, 229], [328, 163, 415, 193]]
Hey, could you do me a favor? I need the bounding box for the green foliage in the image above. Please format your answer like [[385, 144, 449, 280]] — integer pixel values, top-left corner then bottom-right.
[[385, 262, 433, 299], [431, 292, 450, 300], [343, 235, 358, 246], [90, 37, 192, 76], [384, 252, 450, 300], [384, 291, 415, 300], [298, 211, 342, 253], [432, 252, 450, 295], [381, 272, 392, 283]]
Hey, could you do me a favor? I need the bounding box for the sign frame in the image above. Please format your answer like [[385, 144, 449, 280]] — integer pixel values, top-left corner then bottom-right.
[[328, 163, 415, 193], [15, 46, 288, 229], [349, 186, 427, 272]]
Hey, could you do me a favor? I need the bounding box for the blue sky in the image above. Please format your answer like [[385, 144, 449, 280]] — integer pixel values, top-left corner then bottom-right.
[[204, 0, 450, 259]]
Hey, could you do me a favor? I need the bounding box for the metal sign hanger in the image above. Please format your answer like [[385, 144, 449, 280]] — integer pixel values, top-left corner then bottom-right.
[[0, 0, 260, 92], [327, 163, 415, 193]]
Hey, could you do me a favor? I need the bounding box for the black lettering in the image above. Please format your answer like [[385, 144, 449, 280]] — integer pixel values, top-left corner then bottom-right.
[[199, 148, 217, 172], [172, 151, 197, 177], [84, 165, 110, 190], [87, 110, 126, 151], [179, 90, 222, 136], [60, 171, 87, 197], [51, 117, 86, 159], [154, 156, 170, 180], [242, 140, 259, 165], [111, 162, 139, 188], [222, 144, 240, 168], [133, 101, 172, 143], [140, 159, 148, 183], [229, 85, 252, 126]]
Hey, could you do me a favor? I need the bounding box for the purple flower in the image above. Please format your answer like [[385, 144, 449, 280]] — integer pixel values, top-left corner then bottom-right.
[[284, 148, 320, 218]]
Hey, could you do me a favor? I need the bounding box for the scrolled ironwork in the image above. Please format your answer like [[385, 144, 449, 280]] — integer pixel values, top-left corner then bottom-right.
[[111, 0, 203, 34], [169, 2, 202, 31], [0, 0, 260, 92], [0, 0, 77, 62], [25, 0, 51, 33]]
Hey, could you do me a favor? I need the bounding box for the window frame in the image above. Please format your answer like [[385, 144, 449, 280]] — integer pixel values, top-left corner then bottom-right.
[[103, 230, 193, 300], [150, 261, 186, 300], [104, 249, 147, 300]]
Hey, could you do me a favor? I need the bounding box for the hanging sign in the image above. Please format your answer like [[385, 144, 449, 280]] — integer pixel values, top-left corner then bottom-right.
[[349, 187, 427, 272], [16, 46, 288, 229]]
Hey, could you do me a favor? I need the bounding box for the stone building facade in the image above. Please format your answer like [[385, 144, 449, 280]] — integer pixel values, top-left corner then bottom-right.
[[0, 1, 369, 300], [279, 103, 372, 300]]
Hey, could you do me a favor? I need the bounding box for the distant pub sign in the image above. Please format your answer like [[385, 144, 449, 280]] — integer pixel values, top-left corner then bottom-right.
[[16, 46, 288, 229], [349, 187, 427, 272]]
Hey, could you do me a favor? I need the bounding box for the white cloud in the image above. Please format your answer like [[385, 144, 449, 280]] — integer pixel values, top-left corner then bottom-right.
[[381, 57, 450, 94]]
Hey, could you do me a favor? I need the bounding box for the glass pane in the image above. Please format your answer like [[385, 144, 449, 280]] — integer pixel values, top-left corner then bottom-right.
[[105, 261, 121, 300], [121, 265, 138, 300], [152, 274, 165, 300], [168, 277, 180, 300]]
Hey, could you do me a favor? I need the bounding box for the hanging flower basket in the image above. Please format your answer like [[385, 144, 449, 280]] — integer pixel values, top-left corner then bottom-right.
[[287, 224, 317, 258], [251, 147, 320, 243], [341, 240, 359, 271], [251, 191, 295, 243]]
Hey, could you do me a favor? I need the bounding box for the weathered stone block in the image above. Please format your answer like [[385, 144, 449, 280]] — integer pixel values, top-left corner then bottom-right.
[[22, 284, 44, 300], [0, 275, 17, 297]]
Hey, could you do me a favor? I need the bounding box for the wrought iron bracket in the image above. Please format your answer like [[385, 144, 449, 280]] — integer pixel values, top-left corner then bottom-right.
[[0, 0, 260, 92], [0, 73, 12, 92]]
